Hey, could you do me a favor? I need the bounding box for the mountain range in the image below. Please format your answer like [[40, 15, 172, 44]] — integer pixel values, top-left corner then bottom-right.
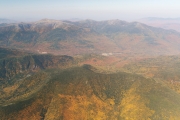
[[1, 19, 180, 119], [1, 19, 180, 56]]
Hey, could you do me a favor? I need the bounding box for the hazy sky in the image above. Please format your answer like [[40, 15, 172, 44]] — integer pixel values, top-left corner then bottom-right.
[[1, 0, 180, 21]]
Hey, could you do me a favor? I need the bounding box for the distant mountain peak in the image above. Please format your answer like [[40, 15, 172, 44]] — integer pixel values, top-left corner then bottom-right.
[[106, 19, 127, 25], [35, 19, 64, 24], [80, 19, 96, 23]]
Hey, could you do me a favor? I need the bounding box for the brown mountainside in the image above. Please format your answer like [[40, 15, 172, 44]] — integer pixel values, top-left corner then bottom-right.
[[1, 19, 180, 56]]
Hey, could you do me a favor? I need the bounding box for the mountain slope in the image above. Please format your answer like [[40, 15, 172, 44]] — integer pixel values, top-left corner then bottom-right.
[[1, 19, 180, 56], [70, 19, 180, 55], [1, 66, 180, 119], [0, 47, 73, 81], [0, 19, 119, 55], [0, 47, 73, 108]]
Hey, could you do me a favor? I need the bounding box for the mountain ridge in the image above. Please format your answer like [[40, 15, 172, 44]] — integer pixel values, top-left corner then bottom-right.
[[1, 65, 180, 119], [1, 19, 180, 56]]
